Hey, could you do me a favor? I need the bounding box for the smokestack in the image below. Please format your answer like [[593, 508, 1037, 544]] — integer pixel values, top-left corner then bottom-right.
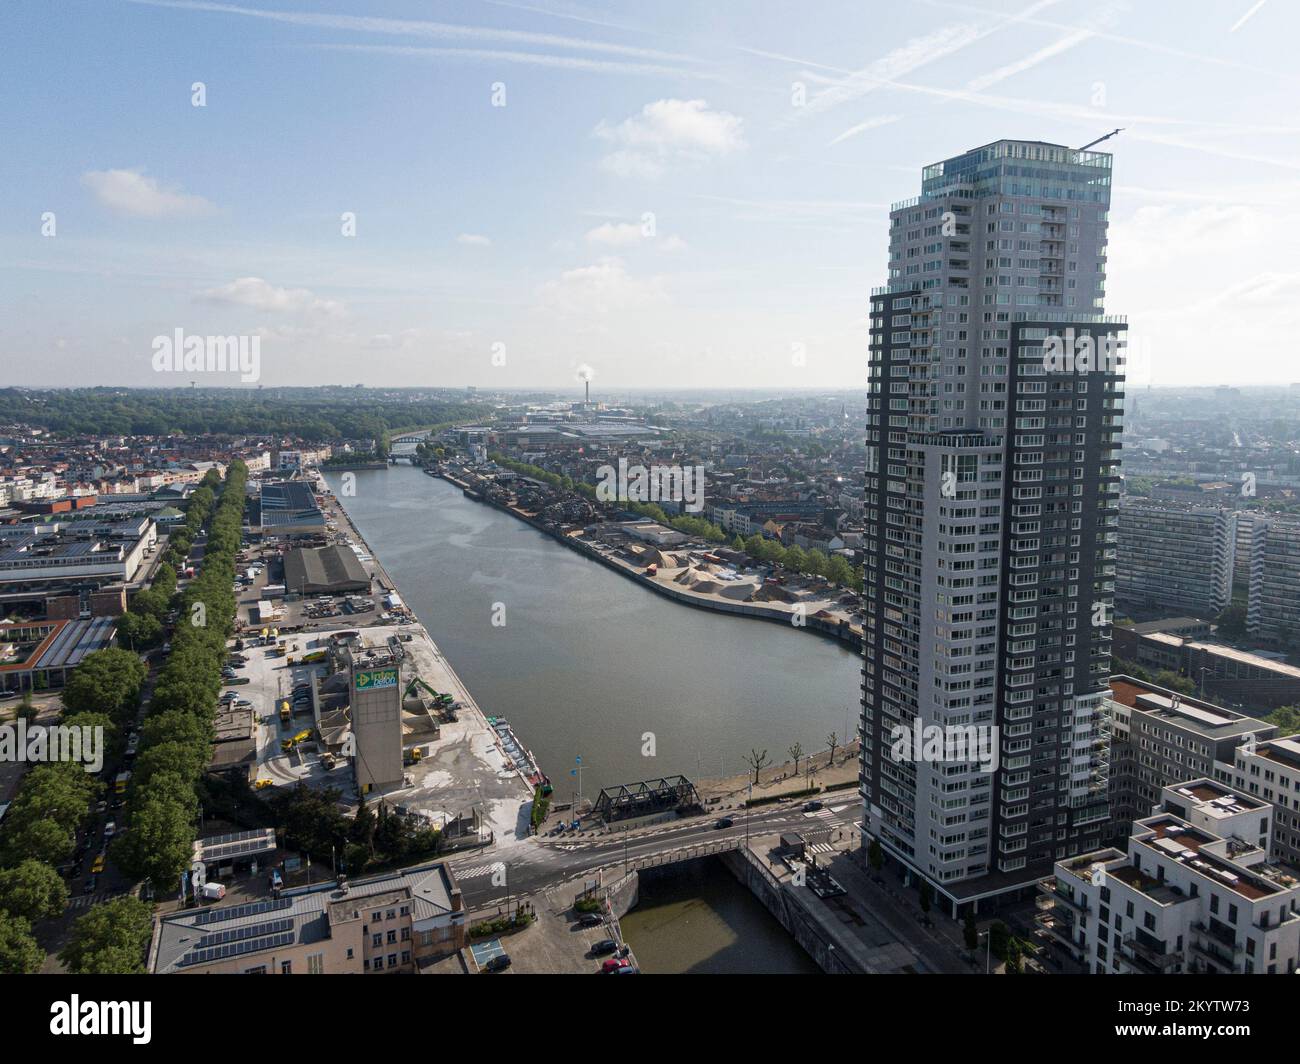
[[585, 379, 589, 404]]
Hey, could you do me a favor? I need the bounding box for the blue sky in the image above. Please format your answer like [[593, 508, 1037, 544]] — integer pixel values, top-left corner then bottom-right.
[[3, 0, 1299, 390]]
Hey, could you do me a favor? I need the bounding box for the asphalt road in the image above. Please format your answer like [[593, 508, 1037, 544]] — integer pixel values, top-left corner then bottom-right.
[[449, 797, 859, 909]]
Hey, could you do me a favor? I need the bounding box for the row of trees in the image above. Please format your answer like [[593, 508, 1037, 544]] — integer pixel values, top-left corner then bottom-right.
[[735, 533, 861, 591], [0, 637, 155, 970], [0, 470, 241, 972], [111, 461, 248, 910], [486, 453, 863, 591]]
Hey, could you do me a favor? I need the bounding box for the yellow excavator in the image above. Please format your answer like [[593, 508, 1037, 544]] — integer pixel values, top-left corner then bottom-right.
[[280, 728, 312, 753]]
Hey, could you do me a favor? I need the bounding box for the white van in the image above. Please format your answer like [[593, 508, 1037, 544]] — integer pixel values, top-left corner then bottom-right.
[[200, 882, 226, 901]]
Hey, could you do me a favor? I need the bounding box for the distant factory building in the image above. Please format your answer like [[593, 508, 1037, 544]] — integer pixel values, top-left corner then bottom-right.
[[284, 545, 371, 596], [252, 480, 326, 536]]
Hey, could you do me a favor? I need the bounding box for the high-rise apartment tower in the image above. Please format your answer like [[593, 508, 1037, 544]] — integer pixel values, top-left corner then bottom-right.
[[862, 140, 1126, 913]]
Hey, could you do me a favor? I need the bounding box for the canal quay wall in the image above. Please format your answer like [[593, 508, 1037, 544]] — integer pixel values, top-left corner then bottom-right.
[[315, 476, 537, 838], [432, 469, 862, 651], [719, 849, 879, 975]]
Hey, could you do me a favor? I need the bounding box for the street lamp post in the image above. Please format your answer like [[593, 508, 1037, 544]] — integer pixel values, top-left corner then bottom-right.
[[745, 783, 752, 847]]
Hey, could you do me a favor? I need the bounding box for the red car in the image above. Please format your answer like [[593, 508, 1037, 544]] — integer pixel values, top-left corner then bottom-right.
[[601, 957, 631, 974]]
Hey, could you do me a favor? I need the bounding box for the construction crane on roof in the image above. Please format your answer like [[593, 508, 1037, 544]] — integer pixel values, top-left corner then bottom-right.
[[1077, 128, 1123, 152]]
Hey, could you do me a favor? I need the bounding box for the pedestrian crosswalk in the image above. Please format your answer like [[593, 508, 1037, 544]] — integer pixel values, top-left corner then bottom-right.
[[67, 892, 110, 911], [453, 862, 505, 881], [803, 808, 835, 821], [808, 842, 835, 855]]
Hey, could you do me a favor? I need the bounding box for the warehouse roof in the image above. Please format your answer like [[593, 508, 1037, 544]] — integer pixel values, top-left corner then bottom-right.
[[283, 545, 370, 593]]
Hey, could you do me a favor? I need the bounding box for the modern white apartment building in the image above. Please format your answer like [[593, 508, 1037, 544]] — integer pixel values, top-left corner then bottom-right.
[[862, 139, 1124, 912], [1036, 778, 1300, 974], [1226, 735, 1300, 870]]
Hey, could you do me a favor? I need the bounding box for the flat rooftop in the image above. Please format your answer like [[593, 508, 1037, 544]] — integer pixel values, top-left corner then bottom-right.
[[1168, 779, 1265, 817], [1187, 641, 1300, 679], [1254, 736, 1300, 771], [1109, 678, 1259, 737], [1134, 816, 1282, 901]]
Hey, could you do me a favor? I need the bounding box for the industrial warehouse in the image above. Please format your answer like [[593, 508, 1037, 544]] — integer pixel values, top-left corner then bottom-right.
[[283, 544, 371, 596]]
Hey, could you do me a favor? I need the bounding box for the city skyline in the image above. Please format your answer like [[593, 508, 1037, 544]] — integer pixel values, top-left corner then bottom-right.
[[4, 0, 1300, 390]]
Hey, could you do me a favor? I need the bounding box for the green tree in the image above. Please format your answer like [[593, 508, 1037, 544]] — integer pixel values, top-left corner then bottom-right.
[[989, 920, 1011, 960], [1154, 670, 1196, 696], [113, 796, 196, 887], [1265, 705, 1300, 735], [0, 912, 43, 974], [59, 896, 154, 974], [61, 647, 147, 725], [1, 818, 76, 867], [0, 859, 69, 924], [1215, 604, 1248, 641]]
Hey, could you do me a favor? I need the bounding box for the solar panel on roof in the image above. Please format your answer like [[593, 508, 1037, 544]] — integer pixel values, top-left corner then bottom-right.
[[180, 930, 296, 968], [194, 918, 294, 950], [192, 898, 291, 926]]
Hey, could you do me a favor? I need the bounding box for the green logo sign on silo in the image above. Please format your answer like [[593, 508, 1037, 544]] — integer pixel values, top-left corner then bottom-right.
[[355, 668, 398, 690]]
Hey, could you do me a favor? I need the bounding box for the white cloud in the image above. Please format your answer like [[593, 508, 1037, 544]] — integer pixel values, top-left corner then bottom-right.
[[81, 169, 214, 218], [658, 235, 688, 252], [457, 233, 492, 246], [537, 258, 666, 317], [827, 114, 903, 147], [585, 222, 645, 247], [201, 277, 344, 317], [595, 99, 744, 179]]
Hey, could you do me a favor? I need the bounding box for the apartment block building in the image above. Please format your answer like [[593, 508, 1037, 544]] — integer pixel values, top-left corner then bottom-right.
[[1235, 509, 1266, 594], [862, 139, 1124, 911], [1116, 499, 1235, 617], [1248, 514, 1300, 648], [1036, 779, 1300, 975], [1105, 676, 1276, 827], [1226, 735, 1300, 870], [150, 862, 465, 975]]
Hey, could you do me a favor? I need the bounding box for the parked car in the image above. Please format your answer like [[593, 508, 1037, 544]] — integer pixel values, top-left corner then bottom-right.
[[578, 913, 603, 928], [601, 957, 631, 973], [590, 938, 619, 957], [483, 954, 512, 973], [269, 869, 283, 891], [103, 821, 116, 839]]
